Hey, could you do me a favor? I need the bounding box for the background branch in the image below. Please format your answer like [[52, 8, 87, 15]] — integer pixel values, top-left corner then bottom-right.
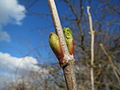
[[87, 6, 95, 90], [100, 43, 120, 84]]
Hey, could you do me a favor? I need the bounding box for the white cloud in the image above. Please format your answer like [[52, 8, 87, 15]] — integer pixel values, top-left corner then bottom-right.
[[0, 52, 48, 73], [0, 0, 26, 42], [0, 52, 49, 88]]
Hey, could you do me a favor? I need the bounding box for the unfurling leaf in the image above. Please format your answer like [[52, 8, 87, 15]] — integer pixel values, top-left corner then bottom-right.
[[63, 27, 74, 56], [49, 32, 64, 64]]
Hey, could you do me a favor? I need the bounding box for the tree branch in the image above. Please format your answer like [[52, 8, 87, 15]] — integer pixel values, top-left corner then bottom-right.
[[48, 0, 77, 90], [87, 6, 95, 90], [48, 0, 70, 60], [63, 0, 78, 19], [100, 43, 120, 84]]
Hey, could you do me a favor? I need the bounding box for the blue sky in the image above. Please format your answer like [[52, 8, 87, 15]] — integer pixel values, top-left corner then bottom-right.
[[0, 0, 119, 65], [0, 0, 120, 87], [0, 0, 55, 63], [0, 0, 57, 85], [0, 0, 81, 65], [0, 0, 75, 84], [0, 0, 73, 63]]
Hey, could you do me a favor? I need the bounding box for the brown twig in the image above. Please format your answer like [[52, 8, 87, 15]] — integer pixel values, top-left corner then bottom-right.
[[87, 6, 95, 90], [48, 0, 70, 61], [100, 43, 120, 84], [48, 0, 77, 90]]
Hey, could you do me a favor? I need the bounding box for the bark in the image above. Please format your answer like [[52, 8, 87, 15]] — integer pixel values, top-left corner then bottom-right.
[[48, 0, 77, 90]]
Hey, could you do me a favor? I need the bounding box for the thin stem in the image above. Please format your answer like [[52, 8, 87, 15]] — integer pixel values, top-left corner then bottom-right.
[[48, 0, 70, 61], [87, 6, 95, 90]]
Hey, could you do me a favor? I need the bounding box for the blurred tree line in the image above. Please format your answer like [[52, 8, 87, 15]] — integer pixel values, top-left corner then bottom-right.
[[3, 0, 120, 90]]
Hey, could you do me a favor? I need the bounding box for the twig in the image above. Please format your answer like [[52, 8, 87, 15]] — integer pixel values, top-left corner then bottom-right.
[[63, 0, 78, 20], [87, 6, 95, 90], [48, 0, 77, 90], [48, 0, 70, 61], [100, 43, 120, 84]]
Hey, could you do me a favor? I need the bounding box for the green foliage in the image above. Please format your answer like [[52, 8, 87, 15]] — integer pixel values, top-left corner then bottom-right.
[[63, 27, 74, 55]]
